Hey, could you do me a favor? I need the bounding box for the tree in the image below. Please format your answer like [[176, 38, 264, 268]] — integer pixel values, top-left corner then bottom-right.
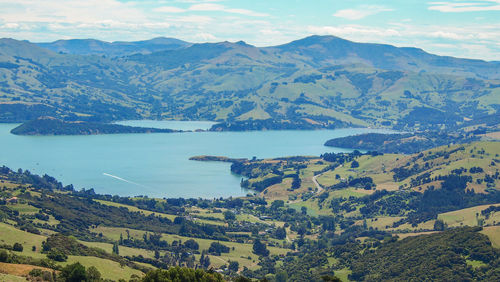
[[322, 275, 341, 281], [224, 210, 236, 221], [291, 175, 301, 189], [112, 242, 119, 255], [0, 250, 8, 262], [60, 262, 87, 282], [208, 242, 230, 255], [351, 160, 359, 168], [276, 271, 288, 282], [271, 200, 285, 210], [434, 219, 446, 231], [275, 227, 287, 240], [234, 277, 252, 282], [252, 239, 269, 257], [12, 243, 23, 252], [142, 267, 223, 282], [200, 251, 211, 269], [301, 206, 307, 215], [184, 239, 200, 250], [86, 266, 101, 282], [229, 260, 239, 272], [47, 250, 68, 262]]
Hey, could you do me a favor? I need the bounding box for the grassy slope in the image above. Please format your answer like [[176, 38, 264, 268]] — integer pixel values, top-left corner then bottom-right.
[[481, 226, 500, 248], [0, 220, 148, 280], [91, 226, 288, 270], [95, 200, 177, 221], [438, 203, 500, 227], [1, 37, 499, 130], [61, 256, 143, 281], [316, 142, 500, 194], [254, 141, 500, 236], [0, 273, 26, 281]]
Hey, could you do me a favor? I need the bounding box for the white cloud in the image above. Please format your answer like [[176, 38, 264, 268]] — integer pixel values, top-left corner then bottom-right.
[[428, 1, 500, 12], [428, 30, 470, 40], [194, 32, 216, 41], [333, 5, 393, 20], [1, 23, 20, 29], [189, 3, 224, 11], [0, 0, 147, 24], [174, 15, 213, 24], [154, 6, 186, 13], [260, 29, 282, 36], [188, 3, 269, 17], [307, 25, 401, 38]]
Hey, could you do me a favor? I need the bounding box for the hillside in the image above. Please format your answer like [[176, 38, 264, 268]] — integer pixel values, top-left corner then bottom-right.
[[0, 35, 499, 132], [323, 132, 481, 154], [0, 141, 499, 281]]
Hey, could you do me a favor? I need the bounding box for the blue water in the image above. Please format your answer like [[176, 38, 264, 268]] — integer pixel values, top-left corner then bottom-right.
[[0, 122, 393, 198]]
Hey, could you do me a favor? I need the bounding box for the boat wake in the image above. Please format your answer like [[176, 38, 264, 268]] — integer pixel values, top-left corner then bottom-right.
[[102, 172, 151, 189]]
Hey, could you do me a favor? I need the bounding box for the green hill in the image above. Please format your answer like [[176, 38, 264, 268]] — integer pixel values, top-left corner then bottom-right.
[[0, 35, 498, 131]]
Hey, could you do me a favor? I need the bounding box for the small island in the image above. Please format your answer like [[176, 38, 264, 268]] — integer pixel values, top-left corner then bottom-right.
[[10, 117, 181, 136], [189, 155, 247, 163]]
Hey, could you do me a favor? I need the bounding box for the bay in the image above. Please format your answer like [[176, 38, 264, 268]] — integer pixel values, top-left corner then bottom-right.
[[0, 122, 393, 198]]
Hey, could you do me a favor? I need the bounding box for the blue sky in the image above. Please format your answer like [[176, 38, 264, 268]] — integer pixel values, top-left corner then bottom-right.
[[1, 0, 499, 60]]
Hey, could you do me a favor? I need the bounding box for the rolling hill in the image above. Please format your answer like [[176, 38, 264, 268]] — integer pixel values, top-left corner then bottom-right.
[[0, 35, 499, 131]]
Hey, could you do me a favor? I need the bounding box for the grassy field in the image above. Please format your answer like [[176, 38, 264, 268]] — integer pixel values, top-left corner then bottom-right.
[[466, 259, 488, 269], [61, 256, 144, 281], [394, 231, 438, 240], [8, 203, 39, 215], [96, 200, 229, 227], [480, 226, 500, 248], [334, 268, 352, 282], [90, 226, 147, 242], [316, 142, 500, 194], [79, 240, 156, 259], [388, 219, 436, 232], [0, 222, 47, 259], [438, 203, 500, 227], [0, 222, 151, 280], [95, 200, 177, 221], [161, 233, 289, 270], [0, 273, 26, 281], [0, 262, 54, 277], [316, 154, 400, 191], [88, 225, 289, 270]]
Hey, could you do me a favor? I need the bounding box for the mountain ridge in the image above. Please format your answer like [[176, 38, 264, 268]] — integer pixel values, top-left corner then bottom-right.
[[34, 37, 191, 57], [0, 35, 499, 132]]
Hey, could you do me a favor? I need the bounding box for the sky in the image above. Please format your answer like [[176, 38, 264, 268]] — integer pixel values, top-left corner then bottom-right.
[[0, 0, 499, 61]]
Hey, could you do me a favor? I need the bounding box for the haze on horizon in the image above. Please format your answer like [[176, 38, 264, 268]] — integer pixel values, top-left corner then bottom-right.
[[0, 0, 499, 61]]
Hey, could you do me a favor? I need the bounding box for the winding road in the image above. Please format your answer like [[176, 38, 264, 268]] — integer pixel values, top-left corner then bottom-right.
[[312, 172, 325, 194]]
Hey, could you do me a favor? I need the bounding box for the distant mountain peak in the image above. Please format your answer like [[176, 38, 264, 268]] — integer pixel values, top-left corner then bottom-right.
[[35, 37, 190, 56]]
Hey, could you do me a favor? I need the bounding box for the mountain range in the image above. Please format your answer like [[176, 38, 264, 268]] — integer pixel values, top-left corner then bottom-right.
[[36, 37, 190, 57], [0, 35, 499, 131]]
